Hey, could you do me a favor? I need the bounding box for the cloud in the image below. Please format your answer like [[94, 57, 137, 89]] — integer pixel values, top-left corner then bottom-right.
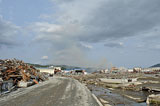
[[104, 42, 123, 48], [28, 22, 92, 66], [135, 26, 160, 51], [29, 0, 160, 66], [53, 46, 93, 67], [79, 42, 93, 49], [39, 14, 52, 20], [30, 22, 80, 49], [41, 56, 49, 60], [48, 0, 160, 43], [51, 0, 76, 4], [0, 15, 20, 47]]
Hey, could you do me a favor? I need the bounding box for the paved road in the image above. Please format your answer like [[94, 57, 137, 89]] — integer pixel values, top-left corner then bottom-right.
[[0, 77, 100, 106]]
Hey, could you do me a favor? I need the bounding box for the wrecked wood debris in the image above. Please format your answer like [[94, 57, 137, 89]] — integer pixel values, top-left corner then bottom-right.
[[0, 59, 48, 94]]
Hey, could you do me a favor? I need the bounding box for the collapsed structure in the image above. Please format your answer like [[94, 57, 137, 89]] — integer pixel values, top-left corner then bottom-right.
[[0, 59, 48, 94]]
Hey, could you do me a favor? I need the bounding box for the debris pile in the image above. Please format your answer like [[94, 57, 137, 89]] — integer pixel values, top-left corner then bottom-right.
[[0, 59, 48, 94]]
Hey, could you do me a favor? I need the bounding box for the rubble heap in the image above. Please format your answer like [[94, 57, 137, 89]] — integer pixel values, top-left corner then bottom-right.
[[0, 59, 48, 93]]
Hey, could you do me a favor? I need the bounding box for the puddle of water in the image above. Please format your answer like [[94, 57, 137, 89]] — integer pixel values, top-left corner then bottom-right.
[[88, 85, 147, 106], [117, 103, 146, 106]]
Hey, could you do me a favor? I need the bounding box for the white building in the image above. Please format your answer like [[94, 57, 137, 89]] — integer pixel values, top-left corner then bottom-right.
[[39, 68, 54, 74], [127, 69, 134, 72]]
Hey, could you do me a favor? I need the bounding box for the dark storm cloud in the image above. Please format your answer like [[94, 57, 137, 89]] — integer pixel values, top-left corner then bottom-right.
[[78, 0, 160, 42], [35, 0, 160, 44]]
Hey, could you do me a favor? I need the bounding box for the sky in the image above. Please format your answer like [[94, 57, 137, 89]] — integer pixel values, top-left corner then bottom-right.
[[0, 0, 160, 68]]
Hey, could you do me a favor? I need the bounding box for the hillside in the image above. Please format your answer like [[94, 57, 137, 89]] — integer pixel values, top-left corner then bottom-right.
[[27, 63, 82, 70], [26, 63, 96, 73], [150, 63, 160, 68]]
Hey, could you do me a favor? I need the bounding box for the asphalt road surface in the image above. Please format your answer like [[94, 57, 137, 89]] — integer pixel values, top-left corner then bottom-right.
[[0, 77, 100, 106]]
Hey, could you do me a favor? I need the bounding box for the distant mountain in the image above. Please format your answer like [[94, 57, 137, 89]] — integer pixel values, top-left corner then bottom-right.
[[27, 63, 50, 68], [27, 63, 82, 70], [26, 63, 96, 73], [150, 63, 160, 68]]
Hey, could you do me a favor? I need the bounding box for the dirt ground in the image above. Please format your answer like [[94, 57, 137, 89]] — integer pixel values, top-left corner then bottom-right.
[[0, 77, 99, 106]]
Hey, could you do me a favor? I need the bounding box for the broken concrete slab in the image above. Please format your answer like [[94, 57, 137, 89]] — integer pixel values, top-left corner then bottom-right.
[[99, 78, 128, 84], [18, 81, 34, 88], [99, 78, 137, 84], [146, 94, 160, 105]]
